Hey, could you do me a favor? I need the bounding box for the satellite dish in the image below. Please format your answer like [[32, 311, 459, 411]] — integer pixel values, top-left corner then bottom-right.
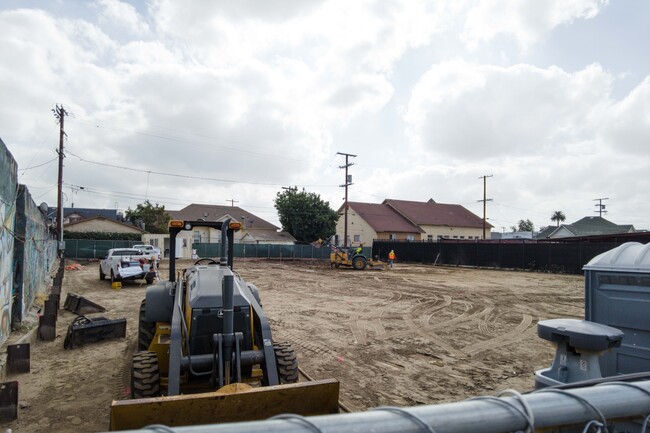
[[39, 202, 49, 214]]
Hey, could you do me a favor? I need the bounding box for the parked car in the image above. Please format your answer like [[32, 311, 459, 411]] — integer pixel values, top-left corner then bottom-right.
[[99, 248, 156, 285], [132, 244, 161, 260]]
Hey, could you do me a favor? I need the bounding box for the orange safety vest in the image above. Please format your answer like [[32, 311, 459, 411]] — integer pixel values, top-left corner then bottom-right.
[[388, 251, 396, 260]]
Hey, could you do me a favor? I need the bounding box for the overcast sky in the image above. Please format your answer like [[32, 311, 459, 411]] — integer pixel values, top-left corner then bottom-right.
[[1, 0, 649, 232]]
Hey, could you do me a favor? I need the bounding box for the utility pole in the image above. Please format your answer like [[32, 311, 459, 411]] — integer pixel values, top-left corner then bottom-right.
[[337, 152, 356, 247], [226, 199, 239, 207], [477, 175, 493, 239], [53, 105, 67, 256], [594, 197, 609, 217]]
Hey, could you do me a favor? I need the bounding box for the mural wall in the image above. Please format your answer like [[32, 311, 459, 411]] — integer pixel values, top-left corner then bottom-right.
[[13, 185, 57, 323], [0, 138, 18, 344], [0, 138, 57, 345]]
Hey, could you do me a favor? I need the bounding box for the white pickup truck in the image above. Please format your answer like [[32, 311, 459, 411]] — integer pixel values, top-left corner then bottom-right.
[[99, 248, 156, 285], [132, 244, 161, 260]]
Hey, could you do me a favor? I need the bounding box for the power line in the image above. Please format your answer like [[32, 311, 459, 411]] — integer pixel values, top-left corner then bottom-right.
[[69, 117, 306, 163], [66, 150, 338, 189], [19, 156, 59, 171]]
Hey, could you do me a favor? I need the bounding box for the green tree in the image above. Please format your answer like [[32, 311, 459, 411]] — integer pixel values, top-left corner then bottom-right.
[[274, 187, 339, 243], [125, 200, 170, 233], [515, 219, 535, 232], [551, 210, 566, 227]]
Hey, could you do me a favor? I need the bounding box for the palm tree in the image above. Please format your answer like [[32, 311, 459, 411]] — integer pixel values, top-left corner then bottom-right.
[[551, 211, 566, 227]]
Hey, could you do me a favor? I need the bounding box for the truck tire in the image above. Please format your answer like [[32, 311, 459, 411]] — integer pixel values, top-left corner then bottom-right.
[[352, 256, 367, 270], [138, 299, 156, 351], [99, 266, 105, 280], [131, 351, 160, 399], [145, 274, 154, 285], [273, 342, 298, 383]]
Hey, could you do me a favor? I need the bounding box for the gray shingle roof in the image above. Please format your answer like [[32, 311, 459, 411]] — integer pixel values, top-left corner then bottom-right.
[[168, 204, 279, 230]]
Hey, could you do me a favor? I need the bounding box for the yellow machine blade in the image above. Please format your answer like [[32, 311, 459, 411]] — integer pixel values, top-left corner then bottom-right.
[[109, 379, 340, 431]]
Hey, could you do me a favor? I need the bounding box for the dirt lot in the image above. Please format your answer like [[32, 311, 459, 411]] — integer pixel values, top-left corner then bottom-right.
[[2, 259, 584, 432]]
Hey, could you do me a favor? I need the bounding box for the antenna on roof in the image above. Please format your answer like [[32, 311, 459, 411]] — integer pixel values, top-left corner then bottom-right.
[[594, 198, 609, 217]]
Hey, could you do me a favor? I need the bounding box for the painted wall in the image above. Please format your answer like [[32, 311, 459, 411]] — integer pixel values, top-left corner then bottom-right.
[[335, 208, 378, 246], [419, 225, 488, 240], [0, 139, 18, 344], [65, 218, 142, 233], [13, 185, 57, 323]]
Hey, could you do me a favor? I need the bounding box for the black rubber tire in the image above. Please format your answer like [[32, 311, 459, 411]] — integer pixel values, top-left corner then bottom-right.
[[273, 342, 298, 383], [145, 275, 154, 285], [99, 266, 105, 280], [352, 256, 367, 270], [131, 351, 160, 399], [138, 299, 156, 351]]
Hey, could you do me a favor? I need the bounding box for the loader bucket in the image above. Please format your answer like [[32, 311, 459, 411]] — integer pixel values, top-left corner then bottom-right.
[[109, 379, 340, 430]]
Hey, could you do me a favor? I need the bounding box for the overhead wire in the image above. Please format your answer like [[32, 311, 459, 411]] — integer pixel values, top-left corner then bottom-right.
[[66, 150, 338, 189]]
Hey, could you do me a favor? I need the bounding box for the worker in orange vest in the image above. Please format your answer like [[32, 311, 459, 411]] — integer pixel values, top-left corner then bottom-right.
[[388, 250, 396, 269]]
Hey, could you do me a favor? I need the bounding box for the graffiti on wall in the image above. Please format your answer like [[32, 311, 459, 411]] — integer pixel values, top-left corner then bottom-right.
[[16, 186, 57, 321], [0, 139, 18, 345]]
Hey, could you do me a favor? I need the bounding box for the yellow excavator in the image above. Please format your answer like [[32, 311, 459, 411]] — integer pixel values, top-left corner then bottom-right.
[[109, 220, 339, 430]]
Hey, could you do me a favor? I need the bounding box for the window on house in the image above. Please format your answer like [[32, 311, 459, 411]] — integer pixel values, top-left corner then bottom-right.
[[453, 235, 458, 239], [194, 231, 201, 243], [182, 238, 188, 247], [460, 236, 465, 239], [353, 235, 360, 242], [427, 235, 433, 242], [389, 233, 397, 240], [151, 239, 158, 247], [406, 235, 414, 241]]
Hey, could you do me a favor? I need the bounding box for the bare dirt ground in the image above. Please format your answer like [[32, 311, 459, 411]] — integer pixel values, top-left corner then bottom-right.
[[2, 259, 584, 432]]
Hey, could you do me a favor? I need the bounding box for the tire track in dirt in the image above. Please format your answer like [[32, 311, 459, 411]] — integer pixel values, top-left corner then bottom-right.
[[462, 313, 533, 356]]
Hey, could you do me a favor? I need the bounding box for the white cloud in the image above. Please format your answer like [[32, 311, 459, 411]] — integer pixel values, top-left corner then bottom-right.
[[403, 60, 613, 159], [462, 0, 608, 50], [94, 0, 150, 36]]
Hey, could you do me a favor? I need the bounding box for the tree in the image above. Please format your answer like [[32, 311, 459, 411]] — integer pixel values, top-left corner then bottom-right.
[[551, 210, 566, 227], [125, 200, 170, 233], [274, 187, 339, 243], [516, 219, 535, 232]]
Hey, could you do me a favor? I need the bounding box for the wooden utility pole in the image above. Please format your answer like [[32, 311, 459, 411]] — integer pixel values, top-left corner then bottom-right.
[[478, 174, 493, 239], [337, 152, 356, 247], [53, 105, 67, 255], [226, 199, 239, 207]]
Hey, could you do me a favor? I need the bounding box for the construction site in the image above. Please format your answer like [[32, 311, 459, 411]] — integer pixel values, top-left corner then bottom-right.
[[2, 253, 588, 432]]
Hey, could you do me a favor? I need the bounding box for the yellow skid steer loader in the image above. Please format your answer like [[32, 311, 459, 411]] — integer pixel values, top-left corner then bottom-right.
[[109, 219, 339, 430]]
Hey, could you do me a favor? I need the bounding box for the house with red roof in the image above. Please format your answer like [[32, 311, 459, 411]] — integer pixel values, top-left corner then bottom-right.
[[336, 198, 492, 246]]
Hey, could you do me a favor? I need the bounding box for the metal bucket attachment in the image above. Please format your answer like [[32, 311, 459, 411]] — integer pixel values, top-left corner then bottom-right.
[[63, 316, 127, 349], [109, 378, 340, 431], [7, 344, 30, 374], [0, 381, 18, 423], [64, 293, 106, 315]]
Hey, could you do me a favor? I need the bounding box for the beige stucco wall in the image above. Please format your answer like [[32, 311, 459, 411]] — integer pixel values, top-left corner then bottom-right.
[[375, 232, 422, 241], [419, 225, 489, 240], [335, 208, 377, 246], [65, 219, 143, 234]]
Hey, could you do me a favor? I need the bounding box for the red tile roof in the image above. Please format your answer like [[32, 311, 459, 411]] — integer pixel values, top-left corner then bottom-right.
[[383, 199, 492, 229], [347, 202, 423, 233]]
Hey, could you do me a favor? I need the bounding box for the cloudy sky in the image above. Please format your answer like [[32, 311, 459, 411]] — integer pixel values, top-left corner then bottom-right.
[[1, 0, 649, 232]]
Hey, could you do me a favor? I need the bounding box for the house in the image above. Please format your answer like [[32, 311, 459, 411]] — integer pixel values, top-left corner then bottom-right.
[[535, 216, 635, 239], [47, 207, 120, 225], [63, 216, 144, 235], [336, 198, 491, 246], [144, 203, 296, 259]]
